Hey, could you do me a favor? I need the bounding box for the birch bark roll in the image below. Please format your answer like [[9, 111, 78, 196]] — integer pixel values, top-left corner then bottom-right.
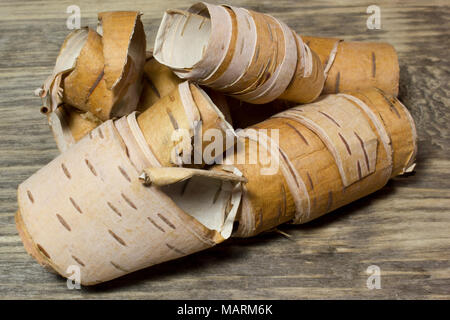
[[16, 117, 242, 285], [209, 35, 400, 129], [154, 2, 325, 105], [217, 88, 417, 237]]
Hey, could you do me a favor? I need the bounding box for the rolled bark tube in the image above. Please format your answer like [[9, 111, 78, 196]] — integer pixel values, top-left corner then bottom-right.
[[204, 36, 399, 128], [37, 11, 146, 121], [302, 36, 400, 96], [154, 2, 325, 105], [217, 88, 417, 237], [136, 81, 235, 167], [16, 119, 243, 285]]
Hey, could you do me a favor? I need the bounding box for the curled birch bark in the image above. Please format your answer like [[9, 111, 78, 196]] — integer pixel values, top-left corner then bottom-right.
[[16, 119, 242, 285], [47, 51, 234, 153], [51, 78, 235, 166], [136, 81, 235, 167], [49, 52, 182, 152], [302, 36, 400, 96], [208, 37, 400, 130], [216, 88, 417, 237], [36, 11, 146, 122], [154, 2, 325, 105], [225, 35, 401, 128]]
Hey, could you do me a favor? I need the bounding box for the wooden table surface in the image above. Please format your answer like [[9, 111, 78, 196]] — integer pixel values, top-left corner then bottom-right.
[[0, 0, 449, 299]]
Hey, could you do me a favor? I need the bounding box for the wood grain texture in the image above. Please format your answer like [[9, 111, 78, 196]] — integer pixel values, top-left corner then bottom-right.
[[0, 0, 449, 299]]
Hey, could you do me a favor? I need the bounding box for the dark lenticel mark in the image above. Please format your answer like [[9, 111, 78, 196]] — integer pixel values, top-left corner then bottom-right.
[[27, 190, 34, 203], [121, 193, 137, 210], [354, 131, 370, 171], [36, 244, 51, 259], [61, 163, 71, 179], [372, 52, 376, 78], [166, 108, 179, 130], [56, 214, 71, 231], [87, 70, 104, 99], [157, 213, 176, 230], [285, 121, 309, 145], [147, 217, 165, 233], [318, 110, 341, 127], [335, 71, 340, 93], [107, 201, 122, 217], [98, 128, 104, 139], [72, 255, 85, 267], [118, 166, 131, 182], [357, 160, 362, 180], [69, 197, 83, 214], [108, 229, 127, 246], [85, 159, 97, 176], [110, 261, 128, 272], [338, 133, 352, 155], [326, 191, 333, 212], [166, 243, 185, 255], [306, 171, 314, 190]]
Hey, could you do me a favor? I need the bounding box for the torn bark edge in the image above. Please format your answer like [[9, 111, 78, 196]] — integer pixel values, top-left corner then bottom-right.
[[322, 39, 342, 79], [102, 11, 147, 118], [36, 28, 89, 115], [146, 165, 245, 240], [98, 11, 144, 91]]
